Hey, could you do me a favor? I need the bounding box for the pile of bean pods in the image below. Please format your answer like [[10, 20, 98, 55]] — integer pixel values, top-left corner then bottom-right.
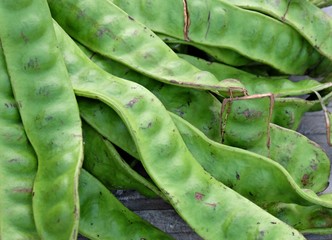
[[2, 0, 332, 239]]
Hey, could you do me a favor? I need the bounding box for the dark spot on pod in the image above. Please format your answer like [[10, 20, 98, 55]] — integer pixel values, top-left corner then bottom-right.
[[128, 15, 134, 21], [236, 171, 240, 180], [24, 57, 40, 71], [20, 31, 29, 44], [57, 219, 61, 223], [90, 223, 94, 226], [195, 192, 205, 201], [205, 202, 217, 208], [301, 174, 310, 186], [99, 191, 102, 195], [249, 192, 254, 197], [125, 97, 141, 108], [270, 221, 277, 224], [97, 234, 100, 238]]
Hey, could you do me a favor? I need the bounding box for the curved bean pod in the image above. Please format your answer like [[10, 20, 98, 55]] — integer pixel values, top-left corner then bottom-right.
[[221, 95, 330, 192], [180, 54, 332, 97], [0, 1, 83, 239], [47, 0, 246, 96], [79, 97, 139, 159], [79, 46, 222, 142], [222, 0, 332, 62], [78, 169, 174, 240], [111, 0, 322, 74], [221, 94, 273, 157], [0, 42, 39, 239], [311, 0, 332, 8], [55, 22, 306, 240], [171, 113, 332, 207], [82, 120, 163, 198], [267, 202, 332, 234], [157, 33, 253, 66]]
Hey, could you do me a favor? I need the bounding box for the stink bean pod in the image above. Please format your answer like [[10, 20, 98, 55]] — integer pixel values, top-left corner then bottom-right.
[[0, 1, 83, 239], [111, 0, 322, 74], [0, 40, 39, 240], [170, 113, 332, 207], [47, 0, 246, 96], [82, 120, 163, 199], [55, 22, 306, 240], [180, 54, 332, 97], [78, 169, 174, 240], [157, 33, 253, 66], [79, 45, 222, 142], [315, 0, 332, 7], [222, 0, 332, 62], [310, 0, 332, 7], [266, 202, 332, 234], [221, 94, 273, 157]]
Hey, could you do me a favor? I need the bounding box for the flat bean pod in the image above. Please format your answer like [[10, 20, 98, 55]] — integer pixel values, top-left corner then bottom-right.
[[82, 120, 163, 198], [223, 0, 332, 62], [55, 23, 306, 239], [0, 1, 83, 239], [310, 0, 332, 8], [171, 113, 332, 206], [220, 95, 330, 192], [0, 41, 39, 240], [180, 54, 332, 97], [76, 96, 332, 232], [47, 0, 246, 96], [111, 0, 321, 74], [79, 46, 222, 142], [221, 94, 272, 157], [78, 169, 174, 240], [266, 202, 332, 234], [157, 33, 253, 66]]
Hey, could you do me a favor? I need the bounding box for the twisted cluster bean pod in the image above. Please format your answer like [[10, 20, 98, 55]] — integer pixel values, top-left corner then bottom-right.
[[0, 1, 83, 239], [111, 0, 322, 74], [47, 0, 246, 97], [0, 41, 39, 240], [54, 22, 306, 239]]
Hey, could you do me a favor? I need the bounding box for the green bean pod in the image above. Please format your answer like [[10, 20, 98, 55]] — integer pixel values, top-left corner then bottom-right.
[[0, 1, 83, 239], [47, 0, 246, 96], [111, 0, 322, 74], [180, 54, 332, 97], [82, 120, 163, 199], [266, 202, 332, 234], [79, 45, 222, 142], [221, 94, 273, 157], [171, 113, 332, 206], [55, 22, 306, 240], [310, 0, 332, 8], [0, 40, 39, 239], [78, 169, 174, 240], [220, 95, 330, 192], [222, 0, 332, 62], [157, 33, 253, 66], [79, 97, 139, 159]]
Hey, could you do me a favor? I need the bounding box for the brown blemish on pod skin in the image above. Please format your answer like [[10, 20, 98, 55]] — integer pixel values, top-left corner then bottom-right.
[[195, 192, 205, 200]]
